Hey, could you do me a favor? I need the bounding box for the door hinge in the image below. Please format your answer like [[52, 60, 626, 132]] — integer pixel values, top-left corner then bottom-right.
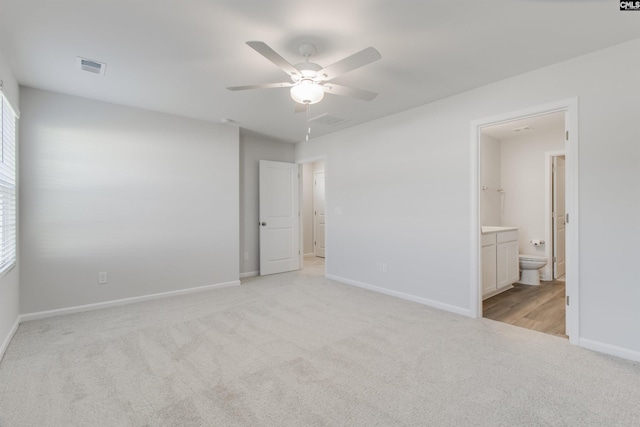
[[565, 213, 569, 223], [566, 295, 570, 306], [565, 130, 569, 141], [314, 241, 316, 246], [553, 256, 557, 262]]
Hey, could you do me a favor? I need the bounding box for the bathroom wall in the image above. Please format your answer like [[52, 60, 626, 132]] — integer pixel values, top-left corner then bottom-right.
[[481, 134, 502, 226], [501, 128, 565, 276]]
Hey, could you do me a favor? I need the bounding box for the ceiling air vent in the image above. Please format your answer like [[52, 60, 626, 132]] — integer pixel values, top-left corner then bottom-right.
[[76, 57, 106, 75], [311, 113, 349, 127]]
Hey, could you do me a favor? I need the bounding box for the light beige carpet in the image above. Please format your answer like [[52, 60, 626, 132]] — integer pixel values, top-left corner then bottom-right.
[[1, 259, 639, 426]]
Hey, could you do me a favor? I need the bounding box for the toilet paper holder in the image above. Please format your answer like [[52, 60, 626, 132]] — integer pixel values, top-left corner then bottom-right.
[[530, 239, 545, 246]]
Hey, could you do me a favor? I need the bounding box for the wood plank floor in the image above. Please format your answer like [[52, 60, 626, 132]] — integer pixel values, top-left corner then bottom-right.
[[483, 279, 567, 338]]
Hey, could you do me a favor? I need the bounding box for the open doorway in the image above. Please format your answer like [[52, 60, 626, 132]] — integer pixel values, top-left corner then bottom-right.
[[300, 159, 326, 275], [470, 99, 579, 343]]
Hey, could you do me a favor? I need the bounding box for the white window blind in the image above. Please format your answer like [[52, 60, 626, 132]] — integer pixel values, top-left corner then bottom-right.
[[0, 90, 17, 274]]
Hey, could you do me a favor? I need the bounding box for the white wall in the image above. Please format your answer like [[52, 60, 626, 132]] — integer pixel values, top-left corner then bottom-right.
[[0, 47, 20, 358], [296, 38, 640, 359], [501, 129, 565, 260], [19, 88, 239, 314], [239, 129, 294, 276], [480, 134, 501, 226]]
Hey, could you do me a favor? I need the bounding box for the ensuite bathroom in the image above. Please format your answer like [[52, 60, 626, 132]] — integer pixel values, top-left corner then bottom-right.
[[480, 111, 567, 338]]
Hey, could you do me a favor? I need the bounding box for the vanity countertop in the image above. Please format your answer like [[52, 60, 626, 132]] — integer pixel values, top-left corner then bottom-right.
[[481, 226, 519, 234]]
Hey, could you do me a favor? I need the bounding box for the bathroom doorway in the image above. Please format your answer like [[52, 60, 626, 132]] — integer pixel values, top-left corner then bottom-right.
[[470, 99, 579, 343], [299, 158, 326, 275]]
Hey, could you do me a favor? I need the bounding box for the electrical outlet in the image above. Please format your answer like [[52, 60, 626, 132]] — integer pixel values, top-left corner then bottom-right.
[[98, 272, 108, 284], [244, 252, 249, 261], [382, 263, 388, 273]]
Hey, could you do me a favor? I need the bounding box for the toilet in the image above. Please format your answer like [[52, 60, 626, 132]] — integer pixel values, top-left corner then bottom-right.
[[518, 255, 547, 285]]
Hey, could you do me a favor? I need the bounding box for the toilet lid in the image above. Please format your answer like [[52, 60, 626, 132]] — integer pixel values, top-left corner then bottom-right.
[[519, 254, 546, 261]]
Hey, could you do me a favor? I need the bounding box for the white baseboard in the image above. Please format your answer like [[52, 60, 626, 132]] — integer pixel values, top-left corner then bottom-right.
[[303, 252, 315, 256], [579, 338, 640, 363], [326, 274, 472, 317], [20, 280, 241, 322], [0, 318, 20, 362], [239, 271, 259, 278]]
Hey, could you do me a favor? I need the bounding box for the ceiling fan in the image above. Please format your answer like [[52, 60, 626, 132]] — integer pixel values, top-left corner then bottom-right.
[[227, 41, 381, 110]]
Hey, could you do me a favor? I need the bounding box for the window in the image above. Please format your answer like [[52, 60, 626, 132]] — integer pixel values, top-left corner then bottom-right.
[[0, 90, 17, 274]]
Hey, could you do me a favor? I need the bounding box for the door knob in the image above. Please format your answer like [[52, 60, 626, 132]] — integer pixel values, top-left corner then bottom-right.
[[261, 222, 267, 226]]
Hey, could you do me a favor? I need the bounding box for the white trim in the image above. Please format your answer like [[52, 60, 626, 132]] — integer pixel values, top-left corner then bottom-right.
[[564, 102, 580, 345], [0, 317, 20, 362], [298, 163, 305, 270], [327, 274, 472, 317], [0, 88, 20, 119], [19, 280, 241, 322], [239, 271, 259, 278], [470, 122, 481, 318], [303, 252, 315, 257], [579, 339, 640, 363], [470, 98, 580, 344], [544, 150, 566, 281]]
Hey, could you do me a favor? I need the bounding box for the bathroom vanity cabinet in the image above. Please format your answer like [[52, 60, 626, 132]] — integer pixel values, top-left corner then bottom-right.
[[481, 227, 519, 299]]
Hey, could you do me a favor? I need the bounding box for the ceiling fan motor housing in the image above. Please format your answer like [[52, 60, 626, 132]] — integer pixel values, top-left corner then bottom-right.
[[292, 62, 323, 81]]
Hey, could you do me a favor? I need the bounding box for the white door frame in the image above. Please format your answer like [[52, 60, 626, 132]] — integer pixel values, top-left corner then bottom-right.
[[296, 155, 328, 272], [469, 98, 580, 345], [545, 150, 566, 281]]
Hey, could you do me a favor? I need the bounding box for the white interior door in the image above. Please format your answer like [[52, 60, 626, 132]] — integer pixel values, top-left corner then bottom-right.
[[259, 160, 299, 275], [553, 156, 566, 278], [313, 171, 325, 258]]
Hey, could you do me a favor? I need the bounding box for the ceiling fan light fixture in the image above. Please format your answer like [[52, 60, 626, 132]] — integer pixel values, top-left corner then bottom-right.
[[290, 79, 324, 104]]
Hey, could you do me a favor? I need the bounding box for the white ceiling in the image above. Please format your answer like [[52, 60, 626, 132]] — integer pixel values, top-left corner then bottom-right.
[[1, 0, 639, 143]]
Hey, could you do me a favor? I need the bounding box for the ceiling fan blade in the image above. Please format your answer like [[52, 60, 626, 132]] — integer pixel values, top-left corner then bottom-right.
[[227, 82, 293, 91], [322, 83, 378, 101], [318, 47, 381, 81], [246, 41, 300, 77], [294, 103, 307, 113]]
